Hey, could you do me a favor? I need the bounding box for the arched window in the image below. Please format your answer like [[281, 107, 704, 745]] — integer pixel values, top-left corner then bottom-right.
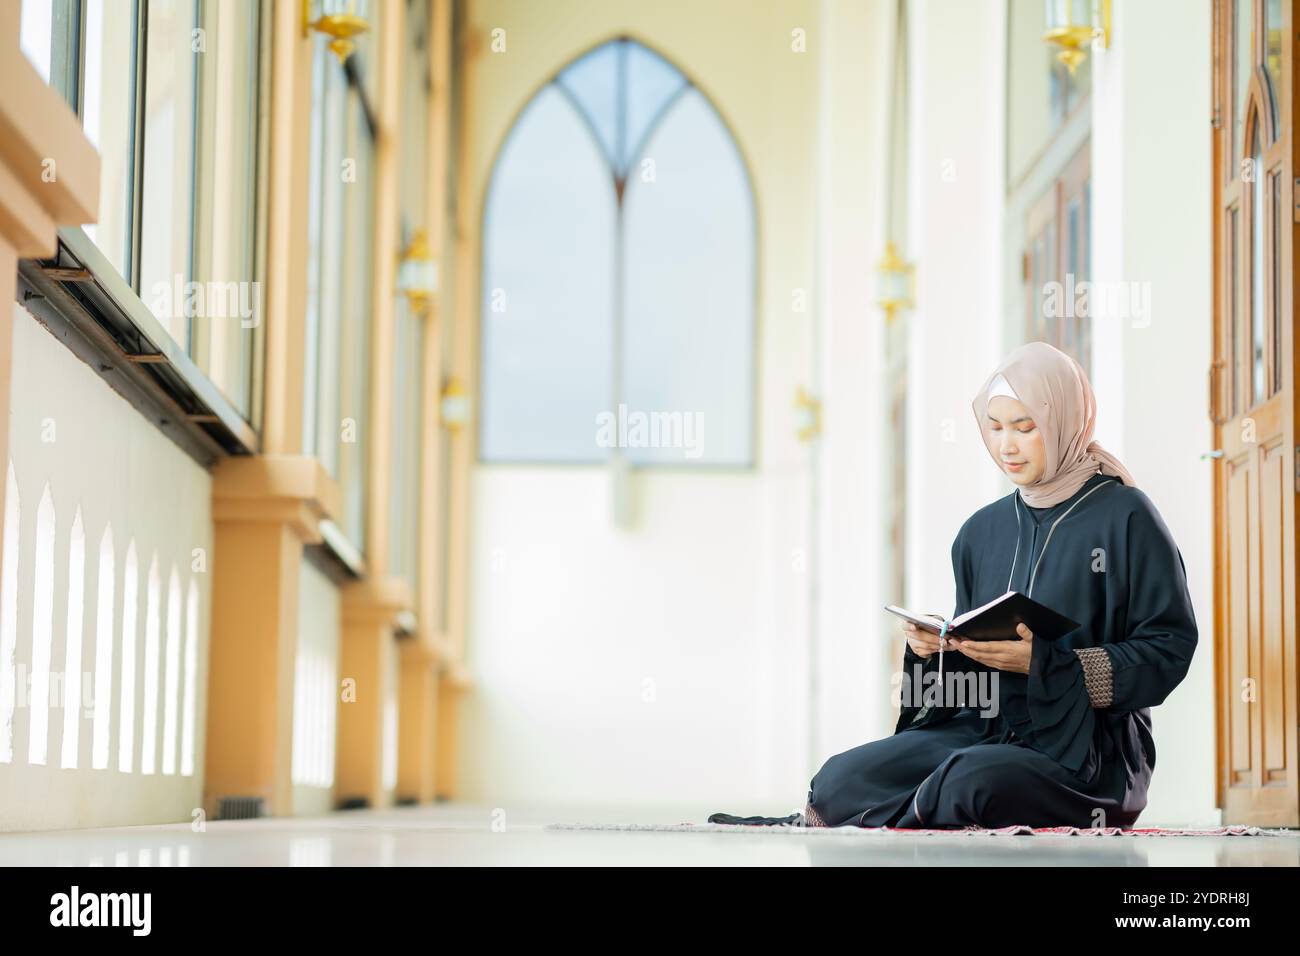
[[480, 38, 756, 465]]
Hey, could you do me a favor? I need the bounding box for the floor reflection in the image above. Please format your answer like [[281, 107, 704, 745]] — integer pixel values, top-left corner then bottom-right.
[[1, 805, 1296, 867]]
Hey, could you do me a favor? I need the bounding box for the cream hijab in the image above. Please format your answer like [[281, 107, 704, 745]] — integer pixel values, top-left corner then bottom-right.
[[972, 341, 1136, 508]]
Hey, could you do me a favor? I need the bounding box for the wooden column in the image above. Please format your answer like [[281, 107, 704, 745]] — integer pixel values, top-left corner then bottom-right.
[[260, 0, 315, 457], [364, 0, 403, 579], [396, 637, 438, 802], [201, 0, 320, 820], [418, 0, 452, 651], [337, 577, 410, 808], [405, 0, 456, 800], [434, 669, 466, 799], [436, 0, 476, 799], [205, 456, 340, 817]]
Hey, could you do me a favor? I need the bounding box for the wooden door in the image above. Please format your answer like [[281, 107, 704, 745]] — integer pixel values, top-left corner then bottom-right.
[[1212, 0, 1299, 826]]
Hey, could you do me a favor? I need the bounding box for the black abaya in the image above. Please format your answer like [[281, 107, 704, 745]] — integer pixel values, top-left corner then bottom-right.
[[805, 472, 1198, 829]]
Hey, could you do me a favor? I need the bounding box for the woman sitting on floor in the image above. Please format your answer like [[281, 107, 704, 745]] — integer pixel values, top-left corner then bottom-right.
[[712, 341, 1198, 829]]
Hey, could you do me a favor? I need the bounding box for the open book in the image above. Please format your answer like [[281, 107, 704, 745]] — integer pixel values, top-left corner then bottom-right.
[[884, 590, 1080, 641]]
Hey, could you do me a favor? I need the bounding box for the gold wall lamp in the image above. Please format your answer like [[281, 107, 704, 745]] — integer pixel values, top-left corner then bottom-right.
[[876, 240, 915, 323], [794, 386, 822, 443], [1043, 0, 1112, 74], [397, 229, 439, 316], [303, 0, 371, 64], [440, 378, 471, 434]]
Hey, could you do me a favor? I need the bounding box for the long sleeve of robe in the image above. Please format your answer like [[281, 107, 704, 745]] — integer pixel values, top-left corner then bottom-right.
[[1019, 482, 1198, 775]]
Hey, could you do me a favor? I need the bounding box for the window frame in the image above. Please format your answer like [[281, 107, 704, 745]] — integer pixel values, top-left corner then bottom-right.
[[1022, 143, 1092, 377], [388, 0, 432, 586], [1003, 0, 1093, 196], [1003, 2, 1094, 375], [15, 0, 271, 461], [188, 0, 270, 426], [301, 31, 381, 566]]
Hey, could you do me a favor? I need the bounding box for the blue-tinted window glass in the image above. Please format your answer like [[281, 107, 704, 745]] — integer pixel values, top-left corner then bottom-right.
[[556, 42, 621, 172], [622, 90, 754, 464], [480, 39, 755, 467], [623, 41, 686, 169], [480, 86, 616, 461]]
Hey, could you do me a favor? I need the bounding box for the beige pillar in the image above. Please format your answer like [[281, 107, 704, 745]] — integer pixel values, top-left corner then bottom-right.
[[205, 456, 340, 817], [202, 0, 322, 820], [260, 0, 315, 457], [396, 637, 438, 802], [418, 0, 453, 659], [399, 0, 459, 801], [435, 666, 468, 800], [437, 0, 477, 799], [337, 577, 410, 808], [338, 91, 438, 798]]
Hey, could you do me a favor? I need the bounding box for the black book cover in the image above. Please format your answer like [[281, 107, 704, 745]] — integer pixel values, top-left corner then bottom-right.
[[886, 590, 1080, 641]]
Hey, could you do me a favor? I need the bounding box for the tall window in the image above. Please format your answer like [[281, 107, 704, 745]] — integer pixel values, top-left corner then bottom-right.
[[303, 20, 380, 553], [192, 0, 268, 427], [1005, 0, 1091, 189], [1005, 0, 1092, 375], [18, 0, 269, 425], [1024, 146, 1091, 376], [389, 0, 431, 583], [479, 38, 756, 466]]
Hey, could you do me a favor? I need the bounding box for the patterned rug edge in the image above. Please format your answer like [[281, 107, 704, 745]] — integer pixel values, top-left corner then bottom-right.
[[542, 822, 1294, 837]]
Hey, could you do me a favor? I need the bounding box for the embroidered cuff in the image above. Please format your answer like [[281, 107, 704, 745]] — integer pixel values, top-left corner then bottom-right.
[[1073, 646, 1114, 708], [804, 801, 829, 827]]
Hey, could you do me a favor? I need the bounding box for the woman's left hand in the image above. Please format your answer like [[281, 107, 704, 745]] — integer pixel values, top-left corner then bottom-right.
[[949, 623, 1034, 674]]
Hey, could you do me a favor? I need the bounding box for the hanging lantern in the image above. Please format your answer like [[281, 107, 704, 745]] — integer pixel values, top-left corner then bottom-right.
[[1042, 0, 1111, 74], [440, 378, 471, 433], [794, 386, 822, 444], [396, 229, 439, 315], [303, 0, 371, 65], [876, 240, 915, 322]]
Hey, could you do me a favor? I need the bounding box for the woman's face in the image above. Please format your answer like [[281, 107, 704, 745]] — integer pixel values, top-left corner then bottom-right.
[[985, 395, 1046, 486]]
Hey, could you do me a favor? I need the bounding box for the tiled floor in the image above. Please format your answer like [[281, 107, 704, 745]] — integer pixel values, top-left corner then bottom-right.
[[0, 803, 1296, 866]]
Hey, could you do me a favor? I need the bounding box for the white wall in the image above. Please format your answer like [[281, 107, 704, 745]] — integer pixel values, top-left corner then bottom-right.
[[904, 0, 1006, 617], [459, 0, 892, 811], [1090, 0, 1217, 825], [0, 304, 212, 830], [815, 0, 897, 759], [464, 468, 788, 806]]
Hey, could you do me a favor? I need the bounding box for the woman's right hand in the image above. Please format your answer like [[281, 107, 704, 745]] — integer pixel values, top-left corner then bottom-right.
[[903, 618, 953, 659]]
